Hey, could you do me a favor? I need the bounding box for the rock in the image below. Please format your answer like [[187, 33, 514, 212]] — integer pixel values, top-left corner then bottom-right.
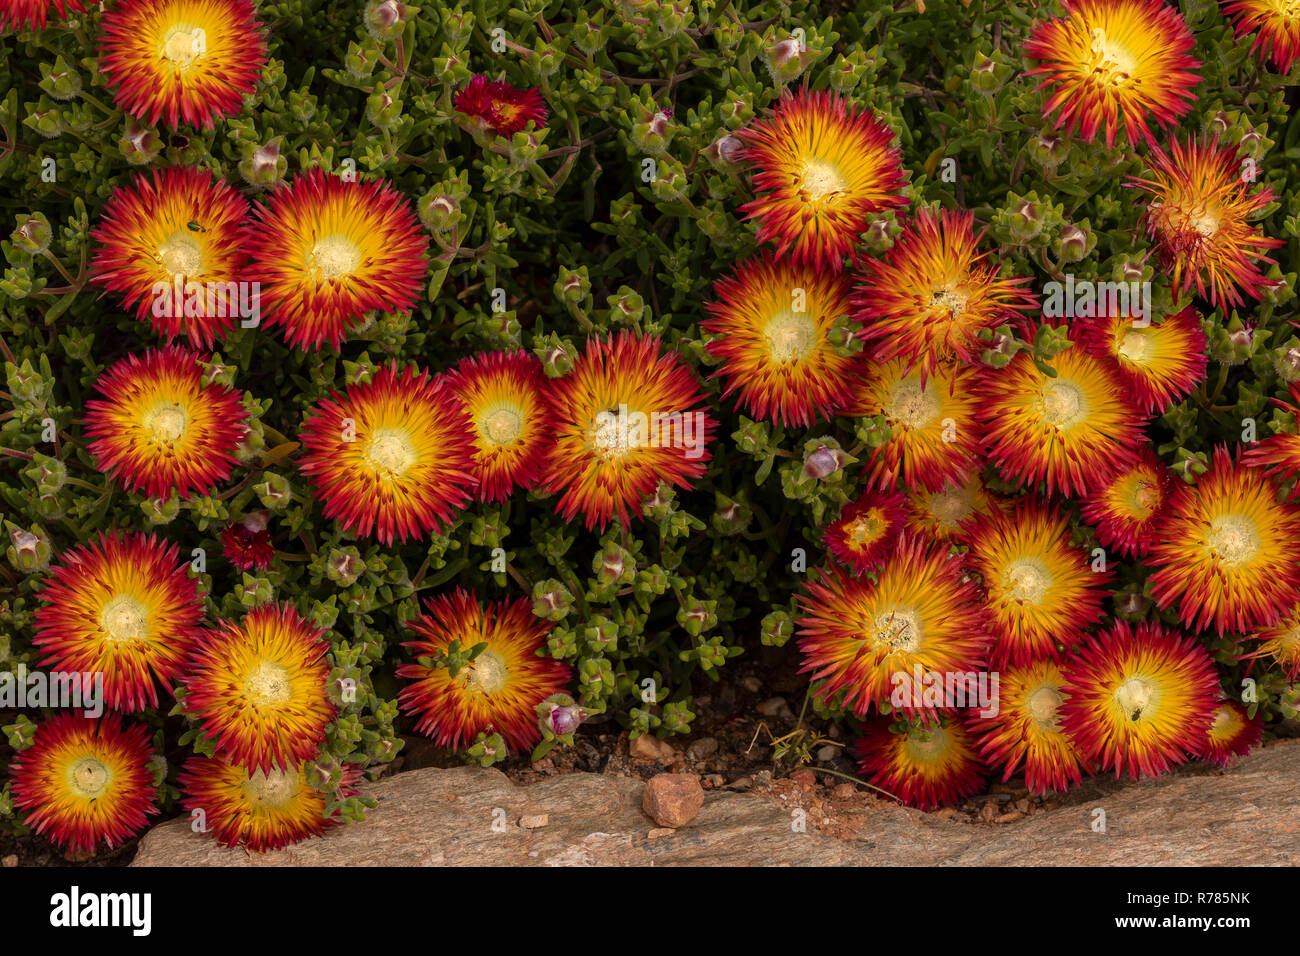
[[629, 734, 675, 762], [647, 828, 675, 839], [831, 783, 856, 800], [1, 855, 15, 868], [816, 744, 838, 762], [728, 775, 754, 791], [129, 739, 1300, 868], [741, 675, 762, 693], [519, 814, 549, 830], [995, 811, 1025, 824], [756, 697, 792, 718], [687, 737, 719, 761], [789, 768, 816, 790], [642, 773, 705, 828]]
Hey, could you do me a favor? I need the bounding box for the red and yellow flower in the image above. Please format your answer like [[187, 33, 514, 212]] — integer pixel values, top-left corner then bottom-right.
[[1076, 306, 1207, 415], [538, 333, 715, 530], [445, 350, 554, 503], [1242, 382, 1300, 482], [1060, 622, 1219, 780], [453, 74, 548, 136], [703, 254, 859, 427], [822, 489, 909, 574], [966, 499, 1110, 667], [979, 336, 1145, 497], [397, 590, 572, 753], [1129, 136, 1283, 313], [33, 530, 205, 712], [736, 87, 907, 270], [1080, 448, 1175, 558], [89, 167, 251, 349], [1250, 602, 1300, 681], [1195, 700, 1263, 767], [9, 714, 157, 855], [98, 0, 268, 129], [853, 208, 1038, 379], [796, 536, 990, 720], [970, 657, 1090, 795], [297, 363, 477, 545], [841, 358, 984, 494], [2, 0, 85, 33], [854, 718, 987, 810], [84, 345, 248, 501], [1223, 0, 1300, 73], [904, 473, 1000, 542], [247, 167, 428, 351], [1023, 0, 1200, 147], [183, 603, 333, 774], [179, 756, 360, 852], [1147, 446, 1300, 634]]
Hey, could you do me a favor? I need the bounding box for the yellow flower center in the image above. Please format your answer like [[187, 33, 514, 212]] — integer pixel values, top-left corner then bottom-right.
[[101, 594, 148, 642], [244, 766, 300, 808], [885, 375, 941, 430], [763, 308, 818, 364], [67, 756, 111, 800], [798, 159, 846, 203], [1004, 556, 1052, 605], [244, 660, 293, 706], [848, 512, 882, 547], [869, 609, 920, 653], [926, 484, 976, 528], [590, 408, 643, 460], [1128, 477, 1159, 518], [1206, 514, 1260, 568], [1116, 676, 1154, 722], [143, 400, 189, 445], [1026, 684, 1064, 729], [159, 23, 208, 71], [364, 428, 416, 476], [480, 404, 524, 447], [1117, 329, 1148, 363], [308, 234, 362, 281], [1210, 707, 1232, 732], [929, 288, 969, 318], [158, 231, 204, 278], [1088, 33, 1139, 85], [463, 649, 508, 695], [907, 727, 945, 759], [1038, 378, 1088, 428]]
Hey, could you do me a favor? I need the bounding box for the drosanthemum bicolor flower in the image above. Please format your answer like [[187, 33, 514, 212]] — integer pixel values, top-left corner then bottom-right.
[[179, 756, 360, 852], [219, 512, 274, 571], [33, 530, 205, 711], [1022, 0, 1200, 147], [1, 0, 84, 32], [183, 603, 333, 774], [397, 590, 573, 753], [248, 167, 428, 350], [1147, 446, 1300, 634], [736, 87, 907, 270], [84, 345, 248, 501], [538, 333, 715, 531], [967, 500, 1109, 667], [853, 208, 1038, 379], [98, 0, 268, 129], [979, 336, 1145, 497], [9, 714, 157, 855], [1080, 448, 1175, 558], [1223, 0, 1300, 73], [1250, 602, 1300, 681], [1129, 136, 1283, 313], [297, 363, 477, 545], [89, 167, 251, 349], [822, 490, 908, 574], [1076, 306, 1207, 415], [840, 358, 984, 494], [796, 536, 990, 720], [854, 719, 986, 810], [453, 74, 548, 136], [703, 254, 859, 427], [904, 473, 1000, 542], [1242, 382, 1300, 482], [445, 350, 554, 503], [1060, 621, 1218, 780], [1195, 700, 1263, 767], [970, 657, 1089, 795]]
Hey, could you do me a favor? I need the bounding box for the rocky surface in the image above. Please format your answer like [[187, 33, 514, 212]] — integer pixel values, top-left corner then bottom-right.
[[131, 739, 1300, 867]]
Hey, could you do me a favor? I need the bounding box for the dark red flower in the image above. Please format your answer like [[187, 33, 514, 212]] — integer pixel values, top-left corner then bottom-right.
[[454, 75, 548, 136]]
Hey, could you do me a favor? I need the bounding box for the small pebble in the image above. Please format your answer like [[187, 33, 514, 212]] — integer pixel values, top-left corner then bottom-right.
[[1, 855, 16, 868], [790, 767, 816, 789], [933, 807, 958, 820], [816, 744, 838, 762], [756, 697, 792, 718], [519, 814, 549, 829], [996, 811, 1025, 824], [831, 783, 856, 800], [648, 828, 676, 839]]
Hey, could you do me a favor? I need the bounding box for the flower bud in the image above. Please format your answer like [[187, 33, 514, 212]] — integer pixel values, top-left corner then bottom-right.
[[1054, 223, 1093, 263], [140, 494, 180, 526], [119, 119, 163, 165], [11, 213, 52, 255], [364, 0, 412, 41], [760, 610, 793, 647], [239, 139, 286, 188], [763, 34, 812, 84], [1009, 199, 1044, 243], [7, 526, 51, 573], [326, 547, 365, 587], [803, 443, 846, 479], [255, 472, 292, 510]]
